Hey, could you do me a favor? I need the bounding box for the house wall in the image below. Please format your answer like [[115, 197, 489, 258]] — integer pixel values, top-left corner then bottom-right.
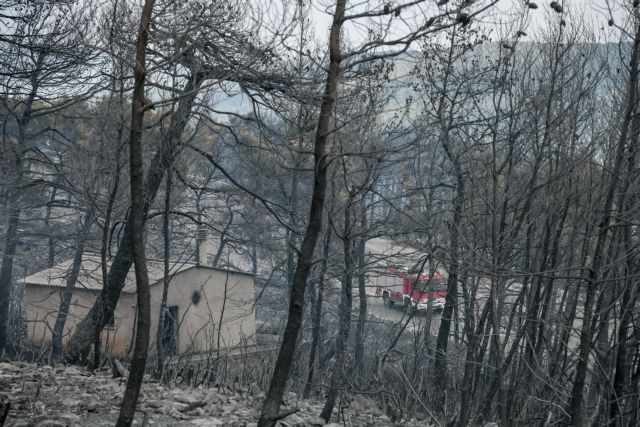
[[24, 285, 136, 357], [24, 266, 256, 358], [148, 267, 256, 354]]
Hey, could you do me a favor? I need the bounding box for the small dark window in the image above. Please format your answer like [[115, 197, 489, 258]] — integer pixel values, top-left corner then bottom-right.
[[191, 291, 201, 305]]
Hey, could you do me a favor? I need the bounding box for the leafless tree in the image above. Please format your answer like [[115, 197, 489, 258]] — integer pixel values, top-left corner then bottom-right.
[[0, 0, 98, 354]]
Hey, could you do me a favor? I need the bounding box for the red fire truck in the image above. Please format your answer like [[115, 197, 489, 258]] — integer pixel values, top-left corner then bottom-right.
[[374, 267, 447, 312]]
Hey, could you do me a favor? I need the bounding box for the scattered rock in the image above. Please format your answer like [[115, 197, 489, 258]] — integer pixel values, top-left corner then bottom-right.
[[33, 420, 66, 427], [348, 394, 381, 415], [192, 417, 224, 426], [59, 413, 82, 424], [84, 399, 99, 412], [1, 361, 397, 427], [248, 382, 261, 396], [166, 406, 189, 420], [173, 392, 200, 405], [60, 397, 80, 407], [275, 413, 307, 427], [305, 416, 325, 426]]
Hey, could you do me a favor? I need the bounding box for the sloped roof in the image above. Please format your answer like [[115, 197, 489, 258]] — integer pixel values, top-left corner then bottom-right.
[[20, 254, 248, 293]]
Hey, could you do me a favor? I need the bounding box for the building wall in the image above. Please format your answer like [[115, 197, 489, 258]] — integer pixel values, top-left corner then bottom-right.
[[24, 266, 256, 358], [148, 267, 256, 354], [24, 286, 136, 357]]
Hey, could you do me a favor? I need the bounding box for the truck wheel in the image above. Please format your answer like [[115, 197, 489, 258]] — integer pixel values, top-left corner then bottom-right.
[[383, 293, 394, 308]]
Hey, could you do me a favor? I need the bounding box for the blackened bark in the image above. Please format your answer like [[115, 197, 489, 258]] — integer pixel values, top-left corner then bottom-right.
[[286, 172, 299, 288], [457, 278, 491, 427], [432, 27, 464, 410], [66, 71, 205, 361], [320, 194, 355, 422], [565, 23, 640, 426], [51, 215, 93, 358], [610, 280, 638, 421], [0, 199, 20, 353], [352, 202, 368, 374], [0, 55, 41, 353], [155, 170, 172, 378], [610, 105, 640, 422], [303, 226, 331, 399], [115, 0, 154, 424], [434, 166, 463, 413], [96, 141, 123, 368], [257, 1, 345, 424]]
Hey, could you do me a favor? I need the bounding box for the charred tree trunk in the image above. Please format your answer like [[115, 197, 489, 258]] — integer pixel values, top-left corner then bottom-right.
[[353, 199, 368, 374], [155, 170, 172, 379], [257, 1, 344, 424], [0, 56, 41, 353], [95, 143, 123, 368], [303, 226, 332, 399], [320, 191, 355, 422], [66, 71, 205, 362], [115, 0, 154, 424], [286, 171, 299, 289], [432, 25, 465, 412], [564, 21, 640, 426], [458, 272, 492, 427], [434, 160, 463, 413], [610, 102, 640, 423], [51, 215, 94, 358], [0, 191, 21, 354], [95, 70, 126, 369]]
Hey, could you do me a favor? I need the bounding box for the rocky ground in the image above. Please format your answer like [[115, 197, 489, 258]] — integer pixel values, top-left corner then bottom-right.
[[0, 361, 426, 427]]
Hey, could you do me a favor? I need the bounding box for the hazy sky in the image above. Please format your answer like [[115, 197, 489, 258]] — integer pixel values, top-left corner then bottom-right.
[[302, 0, 632, 47]]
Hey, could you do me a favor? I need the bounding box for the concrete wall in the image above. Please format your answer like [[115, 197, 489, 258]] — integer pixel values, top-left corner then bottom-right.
[[148, 267, 256, 354], [24, 286, 136, 357], [24, 266, 256, 357]]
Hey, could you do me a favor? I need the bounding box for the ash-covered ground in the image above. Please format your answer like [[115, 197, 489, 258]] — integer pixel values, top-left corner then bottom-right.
[[0, 361, 422, 427]]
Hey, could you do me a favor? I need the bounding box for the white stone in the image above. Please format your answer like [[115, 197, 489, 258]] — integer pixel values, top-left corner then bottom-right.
[[191, 417, 224, 426]]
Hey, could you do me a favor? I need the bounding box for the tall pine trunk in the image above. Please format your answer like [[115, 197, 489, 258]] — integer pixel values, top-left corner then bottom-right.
[[257, 2, 345, 425], [434, 169, 463, 413], [0, 199, 20, 354], [320, 192, 355, 421], [115, 0, 154, 424], [0, 56, 42, 353], [564, 21, 640, 426], [352, 200, 368, 375], [51, 215, 93, 358], [303, 226, 332, 399], [67, 71, 204, 361], [155, 170, 172, 378]]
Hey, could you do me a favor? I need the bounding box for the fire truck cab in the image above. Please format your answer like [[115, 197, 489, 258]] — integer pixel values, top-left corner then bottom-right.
[[374, 266, 447, 312]]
